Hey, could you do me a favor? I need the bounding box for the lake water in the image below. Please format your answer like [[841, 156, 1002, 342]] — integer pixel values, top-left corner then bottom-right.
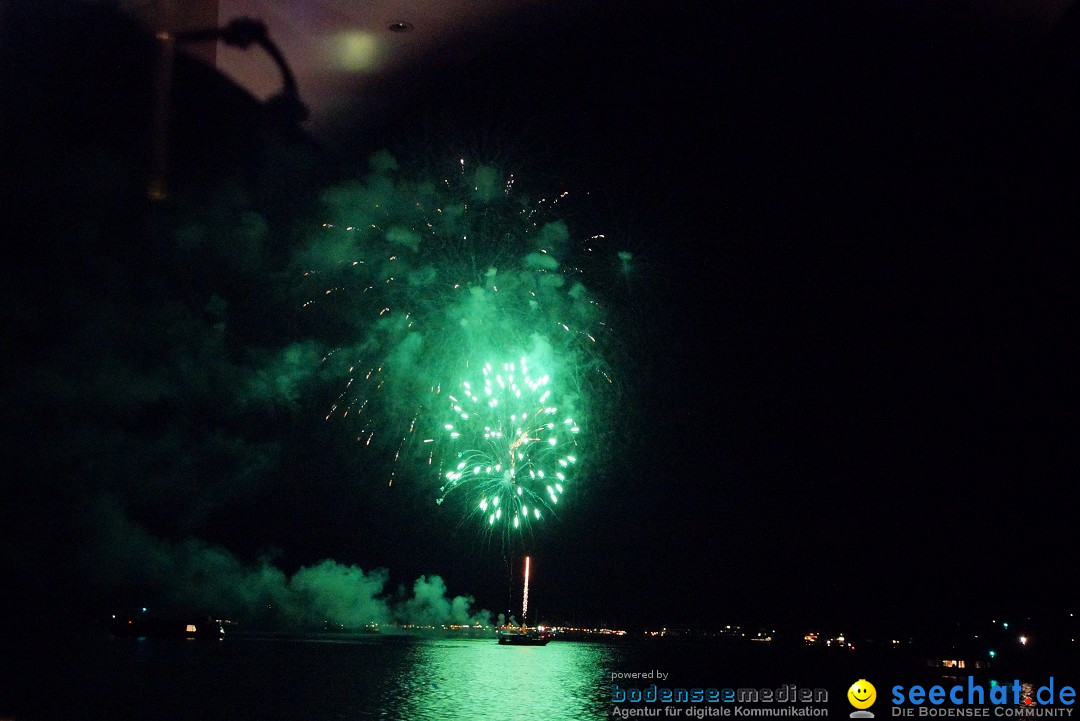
[[2, 633, 1072, 720], [6, 634, 621, 721]]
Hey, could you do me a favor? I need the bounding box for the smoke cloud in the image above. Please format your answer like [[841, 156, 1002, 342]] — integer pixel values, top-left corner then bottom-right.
[[90, 496, 490, 629]]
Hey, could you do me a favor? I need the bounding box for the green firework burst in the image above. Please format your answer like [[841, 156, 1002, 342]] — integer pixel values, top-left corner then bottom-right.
[[301, 152, 619, 531], [439, 356, 579, 530]]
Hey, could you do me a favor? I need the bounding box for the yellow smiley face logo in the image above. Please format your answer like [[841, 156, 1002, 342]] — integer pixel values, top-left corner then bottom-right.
[[848, 679, 876, 709]]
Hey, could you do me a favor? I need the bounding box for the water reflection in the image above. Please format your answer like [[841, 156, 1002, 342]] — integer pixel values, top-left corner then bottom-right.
[[4, 633, 625, 721], [385, 638, 619, 720]]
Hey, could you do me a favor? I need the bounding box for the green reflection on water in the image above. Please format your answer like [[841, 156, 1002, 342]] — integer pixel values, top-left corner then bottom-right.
[[385, 638, 619, 720]]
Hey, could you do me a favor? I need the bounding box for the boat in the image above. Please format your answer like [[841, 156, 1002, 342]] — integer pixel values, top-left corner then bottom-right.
[[497, 556, 554, 645], [497, 626, 554, 646]]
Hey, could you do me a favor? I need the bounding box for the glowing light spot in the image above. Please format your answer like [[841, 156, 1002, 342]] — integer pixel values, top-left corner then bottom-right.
[[331, 32, 383, 72]]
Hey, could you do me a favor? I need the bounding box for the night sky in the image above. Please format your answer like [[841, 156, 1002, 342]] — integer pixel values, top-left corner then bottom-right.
[[2, 0, 1078, 638]]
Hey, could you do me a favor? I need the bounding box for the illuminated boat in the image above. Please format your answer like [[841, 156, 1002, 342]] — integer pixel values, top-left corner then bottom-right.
[[498, 557, 553, 645], [497, 627, 553, 646]]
